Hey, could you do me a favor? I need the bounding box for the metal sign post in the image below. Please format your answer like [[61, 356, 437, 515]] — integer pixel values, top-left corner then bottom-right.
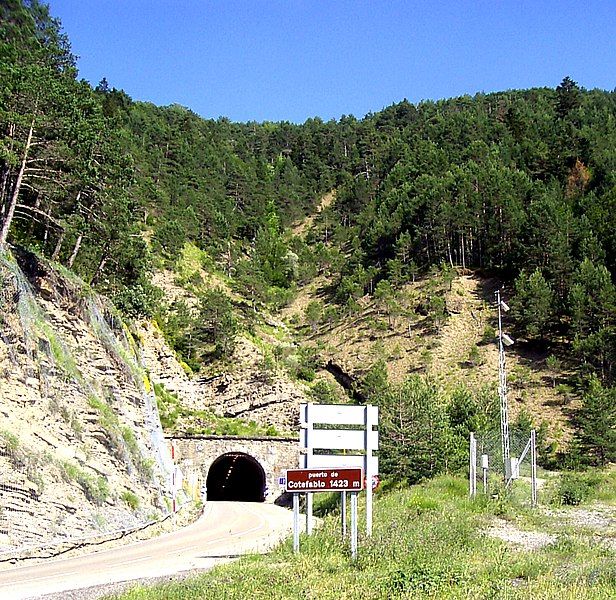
[[305, 493, 313, 535], [292, 493, 300, 553], [286, 468, 364, 556], [364, 404, 378, 536], [350, 492, 358, 560], [302, 403, 315, 535]]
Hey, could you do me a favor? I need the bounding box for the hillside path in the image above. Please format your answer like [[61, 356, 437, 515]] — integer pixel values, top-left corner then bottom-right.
[[429, 274, 494, 378], [0, 502, 293, 600], [292, 190, 335, 236]]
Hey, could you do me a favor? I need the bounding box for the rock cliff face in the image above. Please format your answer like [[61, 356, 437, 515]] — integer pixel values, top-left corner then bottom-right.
[[138, 324, 307, 434], [0, 249, 174, 556], [139, 266, 310, 435]]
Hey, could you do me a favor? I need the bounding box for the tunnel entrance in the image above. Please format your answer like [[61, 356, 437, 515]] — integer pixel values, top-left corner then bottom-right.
[[206, 452, 266, 502]]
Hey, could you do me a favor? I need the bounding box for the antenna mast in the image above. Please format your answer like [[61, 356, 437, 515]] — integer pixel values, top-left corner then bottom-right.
[[496, 289, 511, 481]]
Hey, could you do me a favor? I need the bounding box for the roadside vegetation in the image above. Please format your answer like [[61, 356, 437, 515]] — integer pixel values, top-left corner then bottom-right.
[[153, 383, 282, 437], [108, 473, 616, 600]]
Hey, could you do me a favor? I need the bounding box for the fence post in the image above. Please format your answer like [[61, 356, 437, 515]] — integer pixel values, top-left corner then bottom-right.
[[530, 429, 538, 507], [469, 432, 477, 498]]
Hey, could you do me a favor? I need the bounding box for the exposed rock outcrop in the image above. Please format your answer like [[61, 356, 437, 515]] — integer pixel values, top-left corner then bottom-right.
[[0, 249, 174, 556], [138, 324, 307, 433]]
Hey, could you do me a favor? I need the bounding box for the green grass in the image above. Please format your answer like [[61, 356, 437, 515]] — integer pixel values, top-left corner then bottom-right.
[[173, 242, 218, 288], [59, 461, 110, 505], [37, 321, 82, 381], [120, 490, 140, 511], [106, 474, 616, 599]]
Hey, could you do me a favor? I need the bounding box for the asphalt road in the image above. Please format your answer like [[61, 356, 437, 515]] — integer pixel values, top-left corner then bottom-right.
[[0, 502, 294, 600]]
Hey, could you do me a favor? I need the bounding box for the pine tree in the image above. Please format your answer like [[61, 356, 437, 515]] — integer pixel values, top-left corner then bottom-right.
[[556, 76, 581, 119], [573, 376, 616, 466], [378, 376, 451, 483], [511, 268, 555, 341]]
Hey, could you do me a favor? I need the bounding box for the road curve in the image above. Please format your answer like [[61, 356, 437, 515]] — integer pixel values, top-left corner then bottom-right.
[[0, 502, 294, 600]]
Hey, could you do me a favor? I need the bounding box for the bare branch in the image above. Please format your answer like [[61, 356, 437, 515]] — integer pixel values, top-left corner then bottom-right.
[[16, 203, 64, 228]]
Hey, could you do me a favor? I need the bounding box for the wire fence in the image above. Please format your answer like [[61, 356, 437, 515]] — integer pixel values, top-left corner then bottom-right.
[[0, 435, 196, 560], [469, 428, 538, 505], [0, 438, 189, 560]]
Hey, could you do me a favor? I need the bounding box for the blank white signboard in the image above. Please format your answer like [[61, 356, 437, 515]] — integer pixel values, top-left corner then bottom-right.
[[301, 404, 378, 426], [307, 429, 379, 451], [308, 454, 379, 472]]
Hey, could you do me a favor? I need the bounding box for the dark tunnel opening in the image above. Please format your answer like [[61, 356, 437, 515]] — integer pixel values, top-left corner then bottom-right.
[[206, 452, 266, 502]]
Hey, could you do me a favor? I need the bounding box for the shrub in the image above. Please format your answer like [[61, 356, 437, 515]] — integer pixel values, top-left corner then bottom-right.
[[572, 375, 616, 466], [121, 490, 140, 511], [481, 324, 496, 345], [310, 379, 340, 404], [60, 462, 110, 505], [467, 345, 483, 366], [287, 346, 318, 382], [112, 279, 163, 318], [556, 472, 599, 506]]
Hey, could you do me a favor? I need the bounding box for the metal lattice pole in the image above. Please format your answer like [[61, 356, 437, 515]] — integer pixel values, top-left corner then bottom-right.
[[496, 290, 511, 482]]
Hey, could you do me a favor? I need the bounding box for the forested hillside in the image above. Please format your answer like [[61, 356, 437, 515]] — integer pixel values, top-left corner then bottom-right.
[[1, 1, 615, 475]]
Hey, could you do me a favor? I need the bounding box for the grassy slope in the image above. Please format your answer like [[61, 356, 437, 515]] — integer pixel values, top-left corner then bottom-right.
[[284, 267, 572, 443], [154, 206, 578, 444], [148, 242, 303, 435], [109, 474, 616, 600]]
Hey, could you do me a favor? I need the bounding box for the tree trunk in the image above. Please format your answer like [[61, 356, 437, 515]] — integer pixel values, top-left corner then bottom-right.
[[447, 240, 454, 267], [29, 192, 42, 235], [67, 232, 83, 268], [90, 247, 109, 285], [0, 165, 10, 211], [51, 230, 65, 261], [0, 117, 35, 248]]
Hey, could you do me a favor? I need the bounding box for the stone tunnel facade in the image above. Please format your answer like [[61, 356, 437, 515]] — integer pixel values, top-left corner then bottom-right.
[[167, 435, 300, 503]]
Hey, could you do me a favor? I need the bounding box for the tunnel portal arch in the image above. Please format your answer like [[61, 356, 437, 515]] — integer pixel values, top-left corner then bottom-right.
[[206, 452, 267, 502]]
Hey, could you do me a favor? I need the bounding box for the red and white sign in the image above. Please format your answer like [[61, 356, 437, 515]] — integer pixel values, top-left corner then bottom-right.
[[285, 468, 364, 493], [366, 474, 380, 491]]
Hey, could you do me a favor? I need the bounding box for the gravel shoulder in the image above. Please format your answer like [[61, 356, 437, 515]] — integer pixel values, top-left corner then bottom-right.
[[486, 502, 616, 551]]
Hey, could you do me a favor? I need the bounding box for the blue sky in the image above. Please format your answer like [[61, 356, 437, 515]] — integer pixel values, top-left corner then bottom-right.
[[51, 0, 615, 124]]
